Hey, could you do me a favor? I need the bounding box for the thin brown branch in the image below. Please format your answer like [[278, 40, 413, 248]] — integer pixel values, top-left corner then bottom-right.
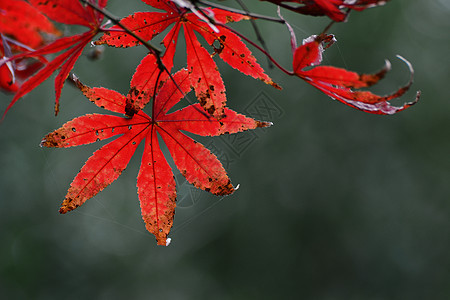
[[217, 24, 294, 76]]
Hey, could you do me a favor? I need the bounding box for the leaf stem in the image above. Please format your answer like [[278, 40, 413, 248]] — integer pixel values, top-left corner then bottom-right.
[[321, 20, 336, 35], [234, 0, 273, 68], [217, 24, 294, 76]]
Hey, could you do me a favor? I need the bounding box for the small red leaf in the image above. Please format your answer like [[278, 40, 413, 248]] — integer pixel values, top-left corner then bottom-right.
[[293, 40, 323, 72], [293, 35, 419, 115]]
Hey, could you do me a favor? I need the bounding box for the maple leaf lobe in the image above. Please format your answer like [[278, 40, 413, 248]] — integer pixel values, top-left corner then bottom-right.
[[142, 196, 176, 246]]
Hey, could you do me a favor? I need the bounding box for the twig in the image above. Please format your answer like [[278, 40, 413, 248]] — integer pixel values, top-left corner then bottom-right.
[[234, 0, 273, 69], [217, 24, 294, 76]]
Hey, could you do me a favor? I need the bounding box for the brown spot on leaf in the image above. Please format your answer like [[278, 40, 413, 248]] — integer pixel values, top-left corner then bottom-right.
[[207, 105, 216, 115], [59, 197, 79, 214], [264, 79, 282, 90], [125, 99, 136, 117], [212, 40, 224, 55], [94, 40, 105, 46], [40, 134, 59, 147], [215, 179, 235, 196]]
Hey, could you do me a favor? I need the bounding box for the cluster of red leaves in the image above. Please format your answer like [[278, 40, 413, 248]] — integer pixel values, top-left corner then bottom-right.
[[1, 0, 419, 245], [36, 0, 276, 245], [2, 0, 108, 116], [0, 0, 59, 92], [96, 0, 280, 118], [261, 0, 389, 21]]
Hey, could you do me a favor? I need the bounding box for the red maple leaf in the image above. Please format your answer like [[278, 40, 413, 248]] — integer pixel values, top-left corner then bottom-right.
[[3, 0, 109, 117], [40, 68, 271, 245], [261, 0, 389, 22], [96, 0, 279, 118], [293, 34, 419, 114]]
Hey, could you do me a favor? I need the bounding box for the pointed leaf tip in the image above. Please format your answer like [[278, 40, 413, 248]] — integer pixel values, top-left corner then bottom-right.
[[72, 74, 87, 92], [395, 55, 414, 82], [256, 121, 273, 128], [59, 199, 77, 214]]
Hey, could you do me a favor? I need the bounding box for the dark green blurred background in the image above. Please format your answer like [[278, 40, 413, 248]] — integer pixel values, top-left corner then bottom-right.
[[1, 0, 449, 299]]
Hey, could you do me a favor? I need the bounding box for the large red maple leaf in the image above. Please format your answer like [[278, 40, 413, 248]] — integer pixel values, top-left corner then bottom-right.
[[292, 34, 419, 114], [261, 0, 389, 22], [40, 68, 271, 245], [96, 0, 279, 118], [3, 0, 109, 116]]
